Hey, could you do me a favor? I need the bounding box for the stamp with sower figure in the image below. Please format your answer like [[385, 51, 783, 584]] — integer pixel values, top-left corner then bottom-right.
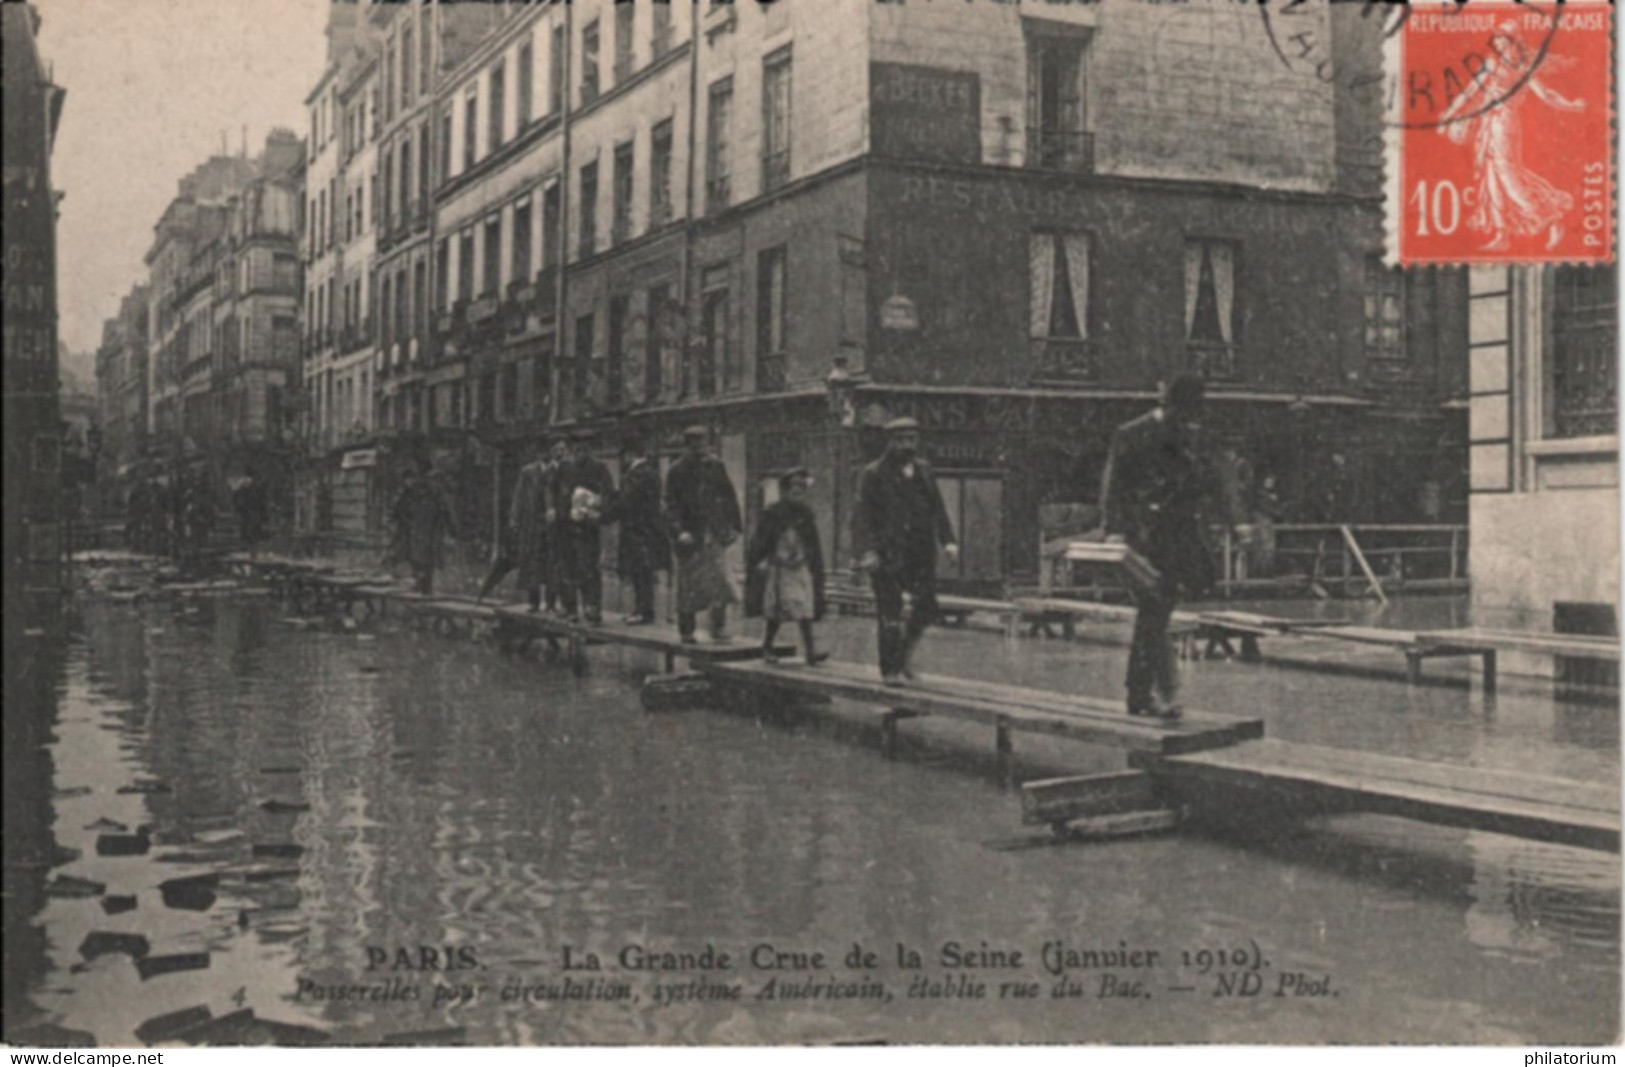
[[1389, 1, 1613, 265]]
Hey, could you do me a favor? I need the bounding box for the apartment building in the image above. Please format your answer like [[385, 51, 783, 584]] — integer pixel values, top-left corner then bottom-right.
[[94, 284, 151, 503]]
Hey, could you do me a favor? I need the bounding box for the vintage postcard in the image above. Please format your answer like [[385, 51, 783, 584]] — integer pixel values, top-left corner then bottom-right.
[[3, 0, 1619, 1053]]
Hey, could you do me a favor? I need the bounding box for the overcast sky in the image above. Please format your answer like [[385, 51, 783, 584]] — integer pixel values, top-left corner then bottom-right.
[[37, 0, 329, 355]]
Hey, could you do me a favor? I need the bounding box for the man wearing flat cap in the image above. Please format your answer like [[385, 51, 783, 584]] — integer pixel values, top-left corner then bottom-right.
[[854, 417, 958, 686], [665, 425, 743, 643]]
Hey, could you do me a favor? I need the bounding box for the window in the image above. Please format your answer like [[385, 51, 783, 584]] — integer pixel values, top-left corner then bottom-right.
[[1363, 257, 1405, 363], [542, 182, 562, 269], [646, 282, 671, 402], [420, 14, 431, 95], [413, 261, 427, 340], [1025, 21, 1093, 172], [380, 275, 393, 349], [381, 147, 392, 228], [401, 25, 415, 110], [1549, 265, 1618, 439], [581, 19, 601, 104], [439, 106, 453, 184], [369, 171, 377, 234], [502, 362, 519, 420], [418, 125, 429, 208], [652, 1, 673, 56], [1030, 231, 1093, 380], [489, 60, 506, 152], [384, 37, 395, 123], [701, 264, 732, 396], [574, 312, 595, 402], [464, 91, 478, 171], [436, 239, 450, 309], [478, 371, 496, 424], [518, 41, 534, 128], [650, 120, 674, 227], [395, 268, 408, 344], [614, 1, 634, 84], [756, 246, 787, 390], [612, 142, 634, 245], [483, 217, 502, 297], [607, 294, 629, 407], [550, 25, 566, 115], [762, 48, 792, 193], [513, 198, 532, 284], [356, 178, 365, 232], [1183, 239, 1238, 378], [706, 77, 733, 213], [579, 160, 598, 256], [400, 138, 414, 215], [458, 229, 475, 302]]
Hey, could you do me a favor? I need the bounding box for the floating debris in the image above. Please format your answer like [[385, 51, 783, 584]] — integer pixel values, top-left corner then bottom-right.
[[358, 664, 380, 673], [258, 800, 310, 814], [253, 1019, 331, 1046], [50, 845, 83, 867], [84, 817, 129, 832], [158, 873, 219, 911], [242, 867, 301, 883], [172, 1008, 255, 1045], [97, 829, 152, 857], [193, 828, 246, 845], [383, 1026, 468, 1046], [79, 931, 151, 961], [135, 1006, 212, 1046], [101, 894, 138, 915], [135, 951, 211, 981], [8, 1022, 97, 1048], [251, 843, 304, 859], [117, 779, 172, 795], [53, 785, 93, 799], [46, 874, 106, 899], [257, 766, 302, 776]]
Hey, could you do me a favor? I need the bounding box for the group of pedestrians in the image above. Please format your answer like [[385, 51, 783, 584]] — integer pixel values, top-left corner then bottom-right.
[[124, 471, 220, 564], [432, 373, 1251, 717]]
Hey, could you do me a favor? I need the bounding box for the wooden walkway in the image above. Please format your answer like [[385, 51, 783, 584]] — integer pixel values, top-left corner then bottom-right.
[[1133, 739, 1620, 853], [217, 552, 1621, 853]]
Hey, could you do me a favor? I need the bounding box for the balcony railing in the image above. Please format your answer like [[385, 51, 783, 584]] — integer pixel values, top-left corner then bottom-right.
[[706, 175, 731, 214], [1027, 128, 1095, 173], [762, 150, 789, 193], [468, 295, 500, 325], [1030, 337, 1097, 383], [756, 351, 788, 393], [1186, 342, 1237, 380]]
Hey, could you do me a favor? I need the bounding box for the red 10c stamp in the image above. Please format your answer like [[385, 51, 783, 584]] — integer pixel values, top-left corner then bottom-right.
[[1390, 1, 1614, 265]]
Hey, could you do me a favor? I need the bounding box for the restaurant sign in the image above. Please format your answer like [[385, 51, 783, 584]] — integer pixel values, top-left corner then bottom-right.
[[870, 62, 981, 165]]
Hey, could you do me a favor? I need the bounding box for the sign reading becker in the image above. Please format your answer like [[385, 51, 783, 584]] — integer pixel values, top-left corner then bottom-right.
[[1393, 2, 1613, 265], [870, 62, 982, 165]]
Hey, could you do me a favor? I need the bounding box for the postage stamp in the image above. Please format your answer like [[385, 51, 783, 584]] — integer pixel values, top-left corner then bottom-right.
[[1387, 1, 1615, 266]]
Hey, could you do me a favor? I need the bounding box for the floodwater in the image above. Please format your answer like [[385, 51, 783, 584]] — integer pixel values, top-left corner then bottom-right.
[[3, 590, 1618, 1046]]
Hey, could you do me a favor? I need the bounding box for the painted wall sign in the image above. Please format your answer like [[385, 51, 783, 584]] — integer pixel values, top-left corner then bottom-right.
[[870, 62, 982, 165]]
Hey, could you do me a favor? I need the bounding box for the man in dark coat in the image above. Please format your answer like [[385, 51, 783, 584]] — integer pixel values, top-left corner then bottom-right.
[[1100, 373, 1249, 718], [608, 436, 668, 624], [479, 441, 552, 610], [552, 431, 615, 623], [391, 457, 461, 595], [853, 418, 959, 686], [665, 426, 742, 643]]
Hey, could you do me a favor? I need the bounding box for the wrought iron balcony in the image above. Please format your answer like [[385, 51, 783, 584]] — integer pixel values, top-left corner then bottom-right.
[[1185, 342, 1237, 380], [468, 294, 500, 325], [1027, 128, 1095, 173], [1031, 337, 1097, 383]]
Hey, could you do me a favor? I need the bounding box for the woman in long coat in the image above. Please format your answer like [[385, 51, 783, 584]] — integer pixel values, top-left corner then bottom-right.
[[609, 440, 669, 624], [505, 450, 553, 610]]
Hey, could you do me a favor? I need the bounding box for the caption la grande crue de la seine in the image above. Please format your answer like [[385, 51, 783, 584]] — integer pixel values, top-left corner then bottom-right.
[[294, 937, 1323, 1007]]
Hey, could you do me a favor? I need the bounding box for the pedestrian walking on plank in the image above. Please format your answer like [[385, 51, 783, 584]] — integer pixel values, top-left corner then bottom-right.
[[608, 435, 668, 625], [553, 430, 615, 624], [478, 439, 551, 611], [853, 417, 959, 686], [665, 425, 742, 644], [746, 467, 829, 666], [1100, 373, 1251, 719], [391, 456, 461, 596]]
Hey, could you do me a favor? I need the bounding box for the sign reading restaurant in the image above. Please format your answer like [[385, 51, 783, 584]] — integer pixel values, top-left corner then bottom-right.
[[870, 62, 981, 165]]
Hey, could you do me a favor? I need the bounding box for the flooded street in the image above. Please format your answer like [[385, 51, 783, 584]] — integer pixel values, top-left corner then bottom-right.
[[5, 593, 1618, 1046]]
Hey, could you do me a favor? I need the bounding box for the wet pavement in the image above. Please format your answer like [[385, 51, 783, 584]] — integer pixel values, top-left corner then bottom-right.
[[3, 576, 1618, 1046]]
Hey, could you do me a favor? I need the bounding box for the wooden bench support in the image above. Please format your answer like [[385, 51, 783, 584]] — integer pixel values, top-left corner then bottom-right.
[[880, 708, 922, 760]]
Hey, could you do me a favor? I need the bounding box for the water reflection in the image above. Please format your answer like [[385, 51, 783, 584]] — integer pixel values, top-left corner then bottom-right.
[[4, 598, 1618, 1046]]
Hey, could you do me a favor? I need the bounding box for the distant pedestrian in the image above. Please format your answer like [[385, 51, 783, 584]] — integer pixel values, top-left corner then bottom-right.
[[391, 457, 460, 596], [608, 436, 668, 625], [232, 472, 268, 555], [553, 431, 615, 624], [665, 426, 742, 644], [853, 418, 959, 686], [1100, 374, 1250, 719], [747, 468, 829, 666], [479, 441, 551, 611], [540, 435, 568, 612]]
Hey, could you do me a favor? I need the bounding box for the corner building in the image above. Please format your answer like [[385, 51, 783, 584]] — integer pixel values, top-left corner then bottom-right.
[[418, 0, 1469, 591]]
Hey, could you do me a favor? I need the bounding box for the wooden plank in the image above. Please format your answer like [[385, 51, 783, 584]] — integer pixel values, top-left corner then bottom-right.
[[1022, 771, 1158, 825], [1060, 809, 1181, 841], [1415, 628, 1621, 661], [703, 659, 1262, 755], [1314, 625, 1423, 649], [1136, 739, 1619, 852]]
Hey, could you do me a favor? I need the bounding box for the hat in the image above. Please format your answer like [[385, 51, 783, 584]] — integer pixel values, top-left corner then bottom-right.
[[682, 425, 709, 440], [777, 466, 811, 490], [883, 417, 920, 434]]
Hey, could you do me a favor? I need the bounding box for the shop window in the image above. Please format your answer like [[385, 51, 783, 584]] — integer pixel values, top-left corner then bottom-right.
[[1030, 230, 1093, 380], [1549, 265, 1617, 439]]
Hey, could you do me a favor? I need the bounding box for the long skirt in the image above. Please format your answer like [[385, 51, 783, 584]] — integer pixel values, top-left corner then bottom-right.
[[676, 539, 736, 615]]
